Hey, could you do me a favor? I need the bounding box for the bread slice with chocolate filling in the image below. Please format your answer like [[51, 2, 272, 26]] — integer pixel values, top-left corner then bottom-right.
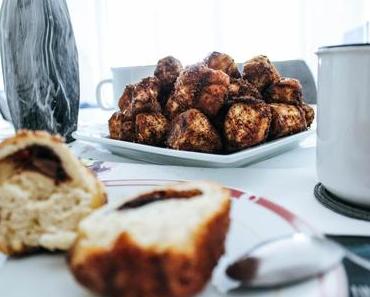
[[0, 130, 106, 255], [69, 181, 230, 297]]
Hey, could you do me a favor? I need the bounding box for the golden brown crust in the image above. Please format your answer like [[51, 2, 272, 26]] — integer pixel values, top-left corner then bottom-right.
[[263, 78, 303, 105], [0, 245, 42, 257], [224, 99, 272, 151], [108, 111, 135, 141], [301, 103, 315, 128], [165, 64, 230, 120], [0, 130, 64, 149], [204, 51, 241, 78], [167, 109, 222, 153], [69, 198, 230, 297], [242, 55, 280, 92], [269, 103, 307, 139], [135, 113, 169, 146]]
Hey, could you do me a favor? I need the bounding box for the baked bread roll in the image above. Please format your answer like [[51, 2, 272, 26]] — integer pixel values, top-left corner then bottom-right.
[[69, 181, 231, 297], [0, 130, 106, 255]]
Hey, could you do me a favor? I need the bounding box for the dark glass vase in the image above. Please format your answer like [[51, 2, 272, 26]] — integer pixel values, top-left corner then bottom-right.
[[0, 0, 79, 142]]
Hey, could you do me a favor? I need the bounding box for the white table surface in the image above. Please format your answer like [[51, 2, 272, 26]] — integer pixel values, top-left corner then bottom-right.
[[1, 108, 369, 237]]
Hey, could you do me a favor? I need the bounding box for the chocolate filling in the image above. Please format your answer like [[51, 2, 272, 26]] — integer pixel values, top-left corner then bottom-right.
[[7, 145, 69, 183], [117, 189, 202, 210]]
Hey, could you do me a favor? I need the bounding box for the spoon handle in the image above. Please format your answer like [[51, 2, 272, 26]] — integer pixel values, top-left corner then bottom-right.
[[324, 235, 370, 270], [345, 250, 370, 271]]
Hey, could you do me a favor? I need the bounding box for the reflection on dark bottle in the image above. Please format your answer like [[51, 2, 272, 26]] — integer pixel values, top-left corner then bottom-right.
[[0, 0, 79, 142]]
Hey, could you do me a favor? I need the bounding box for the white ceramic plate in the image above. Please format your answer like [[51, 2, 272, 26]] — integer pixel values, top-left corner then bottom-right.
[[72, 124, 314, 167], [0, 178, 347, 297]]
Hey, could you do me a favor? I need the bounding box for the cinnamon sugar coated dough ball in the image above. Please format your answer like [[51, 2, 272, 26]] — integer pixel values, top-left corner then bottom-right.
[[165, 64, 230, 119], [118, 84, 135, 117], [214, 95, 263, 133], [301, 103, 315, 128], [224, 99, 272, 151], [264, 77, 303, 105], [69, 181, 231, 297], [155, 56, 183, 107], [228, 78, 262, 101], [118, 77, 161, 119], [269, 103, 307, 139], [198, 68, 230, 117], [0, 131, 106, 255], [135, 113, 169, 145], [108, 111, 135, 141], [243, 55, 280, 92], [165, 64, 205, 119], [204, 51, 241, 78], [131, 76, 161, 114], [167, 109, 222, 153], [154, 56, 183, 89]]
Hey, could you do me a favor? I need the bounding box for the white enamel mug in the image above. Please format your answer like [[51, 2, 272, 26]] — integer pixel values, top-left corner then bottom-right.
[[316, 44, 370, 206], [96, 65, 156, 110]]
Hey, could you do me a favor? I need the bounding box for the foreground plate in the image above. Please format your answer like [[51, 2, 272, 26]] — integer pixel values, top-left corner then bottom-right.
[[0, 178, 347, 297], [72, 125, 314, 167]]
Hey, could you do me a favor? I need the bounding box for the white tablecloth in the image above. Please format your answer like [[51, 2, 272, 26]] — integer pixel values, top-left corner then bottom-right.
[[1, 108, 369, 236]]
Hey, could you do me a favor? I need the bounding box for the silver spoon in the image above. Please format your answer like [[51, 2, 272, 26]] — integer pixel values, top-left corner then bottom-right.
[[226, 233, 370, 289]]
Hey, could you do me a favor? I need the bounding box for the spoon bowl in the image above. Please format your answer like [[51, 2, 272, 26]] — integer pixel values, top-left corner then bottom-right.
[[226, 233, 346, 289]]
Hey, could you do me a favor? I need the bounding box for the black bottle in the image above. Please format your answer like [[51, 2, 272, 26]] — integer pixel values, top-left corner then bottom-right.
[[0, 0, 79, 142]]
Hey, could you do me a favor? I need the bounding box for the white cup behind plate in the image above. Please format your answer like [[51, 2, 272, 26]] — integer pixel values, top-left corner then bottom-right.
[[316, 44, 370, 206], [96, 65, 156, 110]]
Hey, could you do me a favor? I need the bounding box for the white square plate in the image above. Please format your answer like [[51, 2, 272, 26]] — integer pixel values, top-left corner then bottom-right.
[[72, 125, 314, 167]]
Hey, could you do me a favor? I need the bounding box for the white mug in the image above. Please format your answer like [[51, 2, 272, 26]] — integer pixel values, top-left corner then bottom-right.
[[316, 44, 370, 206], [96, 65, 156, 110]]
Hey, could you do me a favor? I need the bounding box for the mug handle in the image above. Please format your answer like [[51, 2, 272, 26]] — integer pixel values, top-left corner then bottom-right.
[[0, 91, 11, 121], [96, 79, 115, 110]]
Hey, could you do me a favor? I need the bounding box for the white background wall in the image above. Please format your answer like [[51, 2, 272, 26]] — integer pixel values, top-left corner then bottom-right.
[[0, 0, 369, 104], [66, 0, 369, 104]]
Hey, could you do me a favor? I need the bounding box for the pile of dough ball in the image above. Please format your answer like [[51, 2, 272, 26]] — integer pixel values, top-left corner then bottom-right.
[[109, 53, 314, 154]]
